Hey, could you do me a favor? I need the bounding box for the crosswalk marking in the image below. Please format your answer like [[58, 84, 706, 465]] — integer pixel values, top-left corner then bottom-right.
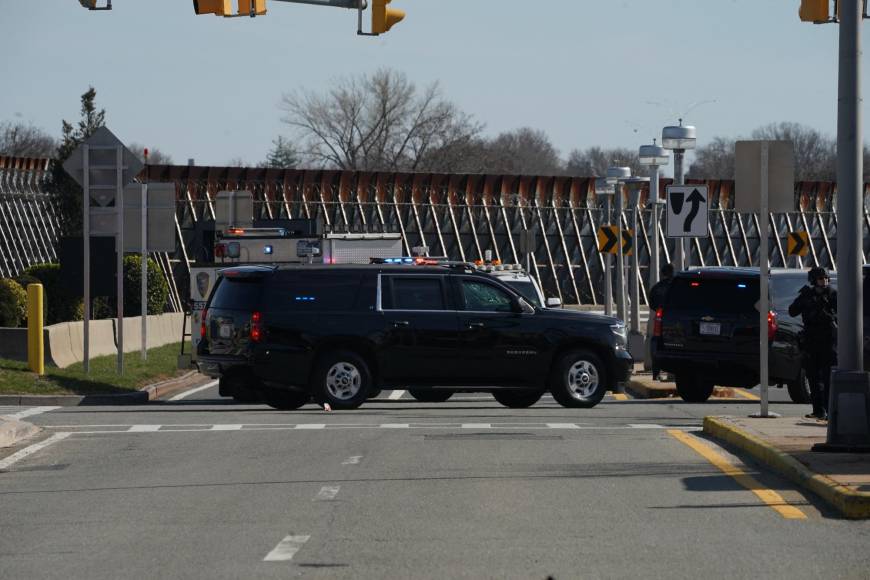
[[0, 406, 60, 421], [263, 535, 311, 562]]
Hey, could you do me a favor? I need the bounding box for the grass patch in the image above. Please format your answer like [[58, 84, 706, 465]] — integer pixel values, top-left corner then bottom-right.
[[0, 342, 190, 396]]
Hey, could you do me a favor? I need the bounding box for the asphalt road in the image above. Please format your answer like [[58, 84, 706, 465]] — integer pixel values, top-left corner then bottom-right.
[[2, 386, 869, 579]]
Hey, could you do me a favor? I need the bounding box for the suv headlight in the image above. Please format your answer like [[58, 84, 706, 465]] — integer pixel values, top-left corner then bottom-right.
[[610, 322, 627, 350]]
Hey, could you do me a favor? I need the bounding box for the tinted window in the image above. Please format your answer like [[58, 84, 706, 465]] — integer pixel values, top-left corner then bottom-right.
[[462, 280, 514, 312], [209, 277, 264, 309], [771, 275, 809, 311], [504, 281, 541, 307], [389, 277, 446, 311], [263, 272, 364, 312], [665, 278, 759, 315]]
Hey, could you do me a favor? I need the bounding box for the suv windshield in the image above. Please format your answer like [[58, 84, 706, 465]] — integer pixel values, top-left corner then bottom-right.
[[666, 278, 759, 315], [209, 276, 264, 309], [503, 281, 541, 307]]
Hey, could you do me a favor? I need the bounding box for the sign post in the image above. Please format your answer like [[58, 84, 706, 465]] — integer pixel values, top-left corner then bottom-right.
[[736, 140, 794, 418], [63, 127, 143, 375]]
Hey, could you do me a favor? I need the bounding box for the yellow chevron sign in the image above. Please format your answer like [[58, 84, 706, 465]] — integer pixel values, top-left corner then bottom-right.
[[597, 226, 633, 256], [787, 231, 809, 257]]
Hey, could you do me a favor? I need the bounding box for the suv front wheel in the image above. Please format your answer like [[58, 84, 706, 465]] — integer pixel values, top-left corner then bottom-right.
[[549, 349, 608, 408], [311, 350, 372, 410], [675, 372, 715, 402]]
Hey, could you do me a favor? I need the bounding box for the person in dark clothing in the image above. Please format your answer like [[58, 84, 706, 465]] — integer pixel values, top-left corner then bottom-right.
[[788, 267, 838, 420], [647, 263, 675, 380]]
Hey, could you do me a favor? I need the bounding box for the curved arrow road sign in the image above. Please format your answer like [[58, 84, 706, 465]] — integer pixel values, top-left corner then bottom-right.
[[666, 185, 709, 238]]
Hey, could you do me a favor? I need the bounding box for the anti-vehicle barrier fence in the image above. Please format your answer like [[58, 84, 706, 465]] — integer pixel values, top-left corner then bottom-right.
[[2, 157, 869, 307]]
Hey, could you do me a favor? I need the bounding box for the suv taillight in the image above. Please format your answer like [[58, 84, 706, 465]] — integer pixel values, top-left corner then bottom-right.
[[767, 310, 777, 341], [653, 307, 663, 337], [200, 308, 208, 339], [251, 311, 263, 343]]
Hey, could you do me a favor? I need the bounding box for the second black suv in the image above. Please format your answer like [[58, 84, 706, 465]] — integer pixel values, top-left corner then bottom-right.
[[197, 264, 632, 410], [653, 267, 828, 403]]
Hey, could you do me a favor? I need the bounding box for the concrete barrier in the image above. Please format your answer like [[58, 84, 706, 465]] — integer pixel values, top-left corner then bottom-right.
[[0, 312, 184, 368]]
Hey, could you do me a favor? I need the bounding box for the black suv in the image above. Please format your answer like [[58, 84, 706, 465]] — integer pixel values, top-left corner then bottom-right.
[[652, 267, 839, 403], [197, 264, 632, 410]]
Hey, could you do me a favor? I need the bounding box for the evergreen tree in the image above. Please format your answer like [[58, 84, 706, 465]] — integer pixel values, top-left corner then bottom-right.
[[261, 136, 298, 168]]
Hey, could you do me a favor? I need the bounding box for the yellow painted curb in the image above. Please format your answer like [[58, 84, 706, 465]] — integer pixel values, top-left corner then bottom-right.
[[703, 416, 870, 519]]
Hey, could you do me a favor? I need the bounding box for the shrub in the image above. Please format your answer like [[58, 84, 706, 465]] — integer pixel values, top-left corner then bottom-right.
[[0, 278, 27, 327], [123, 255, 169, 316], [24, 263, 83, 324]]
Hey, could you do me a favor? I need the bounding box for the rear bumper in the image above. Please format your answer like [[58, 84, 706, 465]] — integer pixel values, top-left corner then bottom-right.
[[196, 354, 251, 378]]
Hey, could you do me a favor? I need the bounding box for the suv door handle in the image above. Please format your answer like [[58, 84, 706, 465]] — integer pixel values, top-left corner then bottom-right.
[[393, 320, 410, 328], [466, 322, 485, 329]]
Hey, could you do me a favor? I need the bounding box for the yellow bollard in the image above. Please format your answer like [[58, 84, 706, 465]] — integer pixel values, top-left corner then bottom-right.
[[27, 283, 44, 376]]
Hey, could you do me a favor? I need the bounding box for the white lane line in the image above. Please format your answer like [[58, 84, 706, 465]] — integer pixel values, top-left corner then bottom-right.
[[263, 535, 311, 562], [168, 380, 219, 401], [380, 423, 409, 429], [314, 485, 340, 501], [211, 424, 243, 431], [629, 424, 666, 429], [295, 424, 325, 430], [1, 406, 61, 421], [388, 390, 406, 400], [0, 432, 70, 470], [342, 455, 363, 465], [546, 423, 580, 429], [128, 425, 161, 432], [462, 423, 491, 429]]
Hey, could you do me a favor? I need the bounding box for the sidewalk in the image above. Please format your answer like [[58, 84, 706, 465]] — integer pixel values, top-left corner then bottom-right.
[[704, 415, 870, 519]]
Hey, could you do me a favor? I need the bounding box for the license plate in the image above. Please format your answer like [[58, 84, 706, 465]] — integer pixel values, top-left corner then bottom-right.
[[219, 324, 233, 338], [699, 322, 721, 336]]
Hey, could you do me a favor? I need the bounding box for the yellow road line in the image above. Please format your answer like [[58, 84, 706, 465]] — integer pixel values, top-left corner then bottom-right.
[[733, 389, 761, 401], [612, 393, 629, 401], [667, 429, 807, 520]]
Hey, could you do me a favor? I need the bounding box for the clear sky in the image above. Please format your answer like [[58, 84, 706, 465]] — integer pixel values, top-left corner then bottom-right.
[[1, 0, 862, 171]]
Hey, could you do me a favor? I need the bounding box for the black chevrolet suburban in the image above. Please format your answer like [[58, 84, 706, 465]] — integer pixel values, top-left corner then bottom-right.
[[197, 264, 632, 410], [653, 267, 823, 403]]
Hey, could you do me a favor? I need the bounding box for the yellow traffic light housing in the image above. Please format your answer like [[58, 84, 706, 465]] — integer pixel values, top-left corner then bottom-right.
[[372, 0, 405, 34], [799, 0, 830, 22], [193, 0, 233, 16]]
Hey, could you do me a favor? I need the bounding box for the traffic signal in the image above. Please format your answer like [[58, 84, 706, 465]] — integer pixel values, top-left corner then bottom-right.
[[193, 0, 232, 16], [238, 0, 266, 17], [372, 0, 405, 34], [799, 0, 830, 22]]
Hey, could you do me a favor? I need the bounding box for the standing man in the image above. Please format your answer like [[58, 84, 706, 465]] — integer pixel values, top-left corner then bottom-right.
[[646, 263, 675, 380], [789, 267, 838, 420]]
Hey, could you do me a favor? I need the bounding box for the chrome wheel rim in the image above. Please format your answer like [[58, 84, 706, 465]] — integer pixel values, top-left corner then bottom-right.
[[325, 362, 362, 400], [566, 360, 600, 399]]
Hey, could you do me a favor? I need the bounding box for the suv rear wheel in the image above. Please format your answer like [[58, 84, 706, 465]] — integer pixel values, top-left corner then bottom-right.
[[549, 349, 607, 408], [675, 372, 715, 402], [492, 389, 544, 408], [787, 368, 811, 404], [408, 389, 453, 403], [311, 350, 372, 410]]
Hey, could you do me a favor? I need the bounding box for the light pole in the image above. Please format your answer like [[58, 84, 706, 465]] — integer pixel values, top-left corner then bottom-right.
[[662, 121, 697, 271], [595, 178, 615, 316], [639, 141, 670, 291], [606, 167, 631, 319], [623, 177, 650, 349]]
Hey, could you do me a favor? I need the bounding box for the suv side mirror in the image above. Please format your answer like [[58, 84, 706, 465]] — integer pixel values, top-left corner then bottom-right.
[[546, 297, 562, 308], [517, 298, 535, 314]]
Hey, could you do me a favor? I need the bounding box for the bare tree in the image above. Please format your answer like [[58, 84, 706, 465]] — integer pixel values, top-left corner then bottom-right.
[[751, 122, 836, 181], [564, 147, 642, 177], [127, 142, 174, 165], [280, 69, 483, 172], [687, 136, 736, 179], [482, 127, 562, 175], [0, 121, 56, 158]]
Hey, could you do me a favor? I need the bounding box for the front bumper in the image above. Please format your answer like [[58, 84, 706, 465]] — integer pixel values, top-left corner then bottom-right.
[[611, 349, 633, 387]]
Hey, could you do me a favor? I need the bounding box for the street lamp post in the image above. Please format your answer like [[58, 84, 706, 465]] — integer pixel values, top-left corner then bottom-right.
[[639, 141, 670, 291], [623, 177, 650, 345], [607, 167, 631, 320], [662, 121, 697, 271]]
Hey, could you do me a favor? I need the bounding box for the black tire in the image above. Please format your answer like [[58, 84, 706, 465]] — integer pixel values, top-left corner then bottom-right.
[[787, 369, 811, 404], [367, 388, 383, 400], [310, 350, 372, 410], [492, 389, 544, 409], [549, 349, 608, 408], [263, 389, 309, 410], [675, 373, 715, 403], [408, 389, 454, 403]]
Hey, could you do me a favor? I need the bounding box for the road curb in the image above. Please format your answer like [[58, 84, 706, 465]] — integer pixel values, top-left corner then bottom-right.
[[703, 416, 870, 519], [0, 371, 210, 407], [0, 418, 41, 448], [628, 377, 736, 400]]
